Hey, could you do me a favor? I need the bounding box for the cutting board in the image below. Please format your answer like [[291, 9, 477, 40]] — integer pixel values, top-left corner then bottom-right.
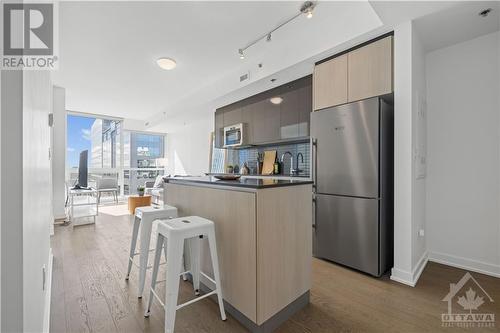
[[261, 150, 277, 175]]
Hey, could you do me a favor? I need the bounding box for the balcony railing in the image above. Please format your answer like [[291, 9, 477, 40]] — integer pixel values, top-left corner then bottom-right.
[[67, 167, 166, 196]]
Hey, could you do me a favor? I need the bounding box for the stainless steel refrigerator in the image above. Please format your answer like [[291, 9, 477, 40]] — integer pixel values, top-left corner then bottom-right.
[[311, 96, 393, 277]]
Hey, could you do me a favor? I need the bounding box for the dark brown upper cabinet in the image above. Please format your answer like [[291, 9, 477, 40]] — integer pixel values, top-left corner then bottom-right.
[[251, 88, 281, 144], [240, 96, 256, 145], [279, 76, 312, 139], [298, 77, 312, 137], [214, 109, 224, 148], [214, 75, 312, 147], [222, 104, 242, 128]]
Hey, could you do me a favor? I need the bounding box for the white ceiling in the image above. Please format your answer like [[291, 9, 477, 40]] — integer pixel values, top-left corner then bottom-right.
[[53, 1, 499, 132], [53, 1, 382, 123], [413, 1, 500, 52]]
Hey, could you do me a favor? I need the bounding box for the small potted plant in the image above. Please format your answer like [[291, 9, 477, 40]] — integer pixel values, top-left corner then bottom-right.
[[137, 186, 145, 197], [226, 165, 234, 174]]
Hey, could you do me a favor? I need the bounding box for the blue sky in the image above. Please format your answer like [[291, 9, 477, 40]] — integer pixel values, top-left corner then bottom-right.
[[67, 115, 95, 168]]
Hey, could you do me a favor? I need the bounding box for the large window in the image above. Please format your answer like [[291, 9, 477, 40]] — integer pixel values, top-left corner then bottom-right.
[[210, 132, 225, 173], [66, 114, 95, 168], [124, 132, 165, 168], [122, 131, 166, 195], [90, 118, 122, 168], [67, 113, 166, 196]]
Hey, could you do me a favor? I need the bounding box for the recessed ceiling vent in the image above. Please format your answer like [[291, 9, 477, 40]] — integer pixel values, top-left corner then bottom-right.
[[479, 8, 492, 17], [240, 72, 250, 83]]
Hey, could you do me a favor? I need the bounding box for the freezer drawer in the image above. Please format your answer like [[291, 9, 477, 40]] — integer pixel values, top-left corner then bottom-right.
[[311, 98, 379, 198], [314, 194, 379, 276]]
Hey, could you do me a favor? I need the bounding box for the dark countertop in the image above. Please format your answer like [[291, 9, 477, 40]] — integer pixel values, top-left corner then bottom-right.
[[205, 172, 310, 179], [165, 176, 313, 189]]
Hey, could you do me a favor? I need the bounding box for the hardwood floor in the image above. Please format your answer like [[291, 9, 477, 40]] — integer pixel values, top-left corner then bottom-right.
[[50, 205, 500, 333]]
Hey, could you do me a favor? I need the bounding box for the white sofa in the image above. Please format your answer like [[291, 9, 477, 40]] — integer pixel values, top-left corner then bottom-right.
[[144, 175, 168, 205]]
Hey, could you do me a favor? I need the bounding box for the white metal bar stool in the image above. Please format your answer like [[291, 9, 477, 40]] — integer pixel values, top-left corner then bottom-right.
[[145, 216, 226, 333], [126, 204, 178, 297]]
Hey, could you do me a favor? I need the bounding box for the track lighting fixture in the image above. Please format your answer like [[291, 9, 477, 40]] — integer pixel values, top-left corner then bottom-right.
[[238, 1, 316, 59]]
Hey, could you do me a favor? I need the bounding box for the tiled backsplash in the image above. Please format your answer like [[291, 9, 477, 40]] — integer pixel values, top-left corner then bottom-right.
[[226, 142, 310, 177]]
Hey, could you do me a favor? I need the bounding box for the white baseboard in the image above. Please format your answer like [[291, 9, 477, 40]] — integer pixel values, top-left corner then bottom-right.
[[43, 248, 54, 333], [390, 251, 428, 287], [428, 251, 500, 278], [390, 268, 414, 286], [412, 251, 429, 285]]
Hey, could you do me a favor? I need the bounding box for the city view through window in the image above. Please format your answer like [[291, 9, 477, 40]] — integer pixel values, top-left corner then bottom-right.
[[67, 114, 166, 196]]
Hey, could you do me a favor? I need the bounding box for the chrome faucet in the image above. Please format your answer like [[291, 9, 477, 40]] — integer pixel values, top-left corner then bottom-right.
[[280, 151, 293, 175], [292, 152, 304, 175]]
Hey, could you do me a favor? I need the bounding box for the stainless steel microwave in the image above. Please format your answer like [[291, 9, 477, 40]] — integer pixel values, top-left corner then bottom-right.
[[224, 123, 246, 147]]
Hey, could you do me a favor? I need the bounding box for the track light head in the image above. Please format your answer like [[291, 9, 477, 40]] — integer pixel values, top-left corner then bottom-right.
[[267, 33, 272, 42], [238, 49, 245, 59], [301, 1, 315, 19]]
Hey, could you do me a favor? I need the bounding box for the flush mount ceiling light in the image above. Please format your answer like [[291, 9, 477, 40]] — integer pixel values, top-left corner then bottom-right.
[[479, 8, 492, 17], [237, 1, 316, 59], [156, 57, 177, 70], [270, 96, 284, 105]]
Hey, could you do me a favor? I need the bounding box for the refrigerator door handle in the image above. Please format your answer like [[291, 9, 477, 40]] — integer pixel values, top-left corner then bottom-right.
[[312, 194, 316, 230], [312, 138, 317, 192]]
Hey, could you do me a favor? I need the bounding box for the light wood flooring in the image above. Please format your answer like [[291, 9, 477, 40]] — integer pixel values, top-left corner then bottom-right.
[[50, 204, 500, 333]]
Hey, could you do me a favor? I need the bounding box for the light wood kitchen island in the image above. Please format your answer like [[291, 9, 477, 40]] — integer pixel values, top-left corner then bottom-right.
[[164, 176, 313, 333]]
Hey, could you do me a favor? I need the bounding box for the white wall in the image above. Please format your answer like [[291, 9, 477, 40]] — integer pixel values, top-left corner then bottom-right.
[[392, 22, 413, 284], [391, 21, 428, 287], [411, 26, 427, 271], [23, 70, 53, 332], [123, 118, 146, 132], [426, 31, 500, 277], [52, 86, 66, 220], [0, 69, 2, 332], [166, 112, 213, 176], [1, 70, 24, 332]]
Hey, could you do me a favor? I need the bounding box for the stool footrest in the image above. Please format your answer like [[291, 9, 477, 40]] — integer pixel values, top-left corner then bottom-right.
[[150, 288, 165, 308], [153, 270, 192, 285], [129, 257, 166, 270], [129, 248, 157, 259], [176, 290, 217, 311], [150, 286, 218, 312], [200, 272, 215, 285]]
